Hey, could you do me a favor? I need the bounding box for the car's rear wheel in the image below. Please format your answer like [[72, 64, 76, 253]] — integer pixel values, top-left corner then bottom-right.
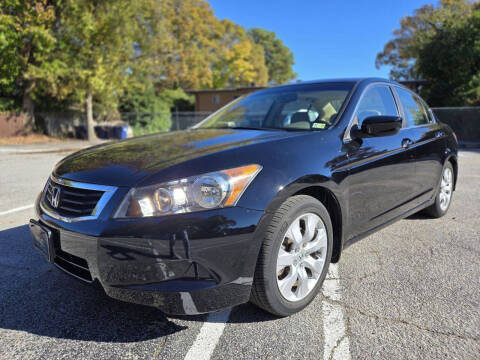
[[425, 161, 455, 218], [251, 195, 333, 316]]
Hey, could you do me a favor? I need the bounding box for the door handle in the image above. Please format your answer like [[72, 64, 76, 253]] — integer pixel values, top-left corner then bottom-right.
[[402, 138, 413, 148]]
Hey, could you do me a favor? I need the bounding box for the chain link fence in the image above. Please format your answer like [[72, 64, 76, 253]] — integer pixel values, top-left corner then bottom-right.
[[34, 111, 213, 138], [170, 111, 212, 130], [120, 111, 212, 132], [31, 108, 480, 145]]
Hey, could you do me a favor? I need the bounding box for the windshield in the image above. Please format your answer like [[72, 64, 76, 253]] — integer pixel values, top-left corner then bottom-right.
[[197, 83, 354, 131]]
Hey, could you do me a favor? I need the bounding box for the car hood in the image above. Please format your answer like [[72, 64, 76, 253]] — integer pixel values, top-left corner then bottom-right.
[[54, 128, 298, 187]]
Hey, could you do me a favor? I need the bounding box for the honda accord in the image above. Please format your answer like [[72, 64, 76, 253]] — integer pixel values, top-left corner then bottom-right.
[[30, 78, 458, 316]]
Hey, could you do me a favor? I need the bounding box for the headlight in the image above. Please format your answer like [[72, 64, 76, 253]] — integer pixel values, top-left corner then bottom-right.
[[114, 164, 262, 218]]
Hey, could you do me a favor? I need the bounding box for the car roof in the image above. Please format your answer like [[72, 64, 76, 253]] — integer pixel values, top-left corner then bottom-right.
[[269, 77, 402, 90]]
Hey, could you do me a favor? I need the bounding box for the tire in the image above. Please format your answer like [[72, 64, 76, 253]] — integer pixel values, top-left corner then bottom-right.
[[424, 161, 455, 218], [251, 195, 333, 316]]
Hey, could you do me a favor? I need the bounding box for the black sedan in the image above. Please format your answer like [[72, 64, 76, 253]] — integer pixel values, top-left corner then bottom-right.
[[30, 78, 458, 316]]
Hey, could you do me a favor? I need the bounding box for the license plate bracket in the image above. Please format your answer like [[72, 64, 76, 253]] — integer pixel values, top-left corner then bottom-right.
[[29, 220, 55, 263]]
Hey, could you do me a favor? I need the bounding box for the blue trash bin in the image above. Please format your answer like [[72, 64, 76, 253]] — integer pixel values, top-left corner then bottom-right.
[[94, 125, 107, 139], [119, 125, 128, 139]]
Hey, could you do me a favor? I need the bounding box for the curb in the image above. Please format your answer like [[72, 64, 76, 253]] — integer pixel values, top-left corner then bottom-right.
[[0, 147, 89, 155]]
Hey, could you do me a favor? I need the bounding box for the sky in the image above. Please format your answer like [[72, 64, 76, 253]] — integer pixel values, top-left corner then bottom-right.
[[208, 0, 433, 81]]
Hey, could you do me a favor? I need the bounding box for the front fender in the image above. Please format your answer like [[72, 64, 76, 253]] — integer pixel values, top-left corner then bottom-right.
[[263, 174, 336, 214]]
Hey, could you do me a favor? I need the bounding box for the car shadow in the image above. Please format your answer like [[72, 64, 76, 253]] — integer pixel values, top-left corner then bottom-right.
[[226, 302, 279, 323], [170, 301, 278, 324], [460, 147, 480, 154], [406, 212, 433, 220], [0, 224, 277, 343], [0, 224, 188, 343]]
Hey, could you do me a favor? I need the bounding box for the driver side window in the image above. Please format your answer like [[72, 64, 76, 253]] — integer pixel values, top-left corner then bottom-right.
[[354, 85, 399, 126]]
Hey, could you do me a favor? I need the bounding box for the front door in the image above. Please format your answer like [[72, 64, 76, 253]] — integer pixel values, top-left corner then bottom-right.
[[342, 85, 417, 239]]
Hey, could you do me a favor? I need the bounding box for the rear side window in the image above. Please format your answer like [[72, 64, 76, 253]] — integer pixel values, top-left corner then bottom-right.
[[396, 88, 429, 127], [355, 85, 398, 125], [419, 98, 435, 123]]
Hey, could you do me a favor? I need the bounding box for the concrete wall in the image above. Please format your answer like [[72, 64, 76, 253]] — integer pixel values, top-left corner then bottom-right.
[[0, 114, 25, 137], [432, 107, 480, 145], [38, 112, 85, 138]]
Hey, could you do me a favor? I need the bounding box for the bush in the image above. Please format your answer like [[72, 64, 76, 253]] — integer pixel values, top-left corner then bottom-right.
[[130, 112, 172, 136], [120, 87, 193, 135]]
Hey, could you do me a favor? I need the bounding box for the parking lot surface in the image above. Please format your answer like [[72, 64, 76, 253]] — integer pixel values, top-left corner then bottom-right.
[[0, 147, 478, 360]]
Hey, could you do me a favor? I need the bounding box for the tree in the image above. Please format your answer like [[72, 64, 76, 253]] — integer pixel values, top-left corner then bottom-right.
[[247, 27, 296, 85], [416, 4, 480, 105], [376, 0, 480, 106], [0, 0, 60, 127], [1, 0, 297, 138], [51, 0, 142, 141], [212, 20, 268, 88], [154, 0, 224, 90]]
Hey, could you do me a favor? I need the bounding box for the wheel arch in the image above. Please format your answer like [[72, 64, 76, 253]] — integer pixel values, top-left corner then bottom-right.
[[446, 155, 458, 190], [293, 186, 343, 263]]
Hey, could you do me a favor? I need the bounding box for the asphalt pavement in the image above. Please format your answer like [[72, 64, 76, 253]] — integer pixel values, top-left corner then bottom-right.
[[0, 144, 478, 360]]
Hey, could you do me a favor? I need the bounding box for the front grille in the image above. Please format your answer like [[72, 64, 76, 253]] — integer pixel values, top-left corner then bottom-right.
[[44, 179, 104, 218]]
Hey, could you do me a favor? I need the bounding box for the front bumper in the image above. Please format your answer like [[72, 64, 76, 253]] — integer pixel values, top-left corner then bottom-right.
[[32, 197, 266, 314]]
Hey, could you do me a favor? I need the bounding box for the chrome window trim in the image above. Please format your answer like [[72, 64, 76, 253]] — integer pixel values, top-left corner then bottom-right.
[[343, 82, 400, 143], [40, 175, 118, 223]]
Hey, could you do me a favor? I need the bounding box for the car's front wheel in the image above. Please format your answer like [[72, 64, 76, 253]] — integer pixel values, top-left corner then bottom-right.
[[251, 195, 333, 316]]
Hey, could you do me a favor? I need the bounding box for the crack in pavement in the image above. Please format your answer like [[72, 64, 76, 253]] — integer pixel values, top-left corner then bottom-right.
[[320, 294, 479, 343], [152, 337, 168, 360], [322, 264, 352, 360], [355, 251, 384, 282], [150, 319, 188, 360], [330, 251, 384, 282], [328, 333, 348, 360]]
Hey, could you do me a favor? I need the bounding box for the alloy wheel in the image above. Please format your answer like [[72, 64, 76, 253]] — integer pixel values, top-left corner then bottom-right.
[[276, 213, 328, 302], [439, 167, 453, 211]]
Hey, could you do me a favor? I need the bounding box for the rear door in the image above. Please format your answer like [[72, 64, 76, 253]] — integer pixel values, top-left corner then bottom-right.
[[393, 87, 445, 207], [343, 84, 417, 239]]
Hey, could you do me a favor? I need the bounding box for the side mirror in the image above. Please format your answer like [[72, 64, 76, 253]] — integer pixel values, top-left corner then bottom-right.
[[351, 115, 402, 138]]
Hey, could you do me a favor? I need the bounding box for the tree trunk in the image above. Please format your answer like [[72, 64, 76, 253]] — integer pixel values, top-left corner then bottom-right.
[[85, 90, 97, 142], [22, 80, 35, 133]]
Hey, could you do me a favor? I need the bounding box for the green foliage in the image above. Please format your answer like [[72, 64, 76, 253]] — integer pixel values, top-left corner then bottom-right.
[[0, 0, 59, 112], [212, 20, 268, 88], [138, 1, 269, 90], [0, 98, 16, 112], [155, 0, 224, 89], [376, 0, 480, 106], [248, 28, 297, 85], [52, 0, 141, 106], [120, 85, 194, 135], [0, 0, 296, 135], [0, 1, 21, 92]]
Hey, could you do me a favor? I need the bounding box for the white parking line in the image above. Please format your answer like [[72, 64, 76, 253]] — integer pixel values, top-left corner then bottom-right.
[[1, 200, 351, 360], [322, 263, 351, 360], [184, 308, 232, 360], [0, 204, 34, 217]]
